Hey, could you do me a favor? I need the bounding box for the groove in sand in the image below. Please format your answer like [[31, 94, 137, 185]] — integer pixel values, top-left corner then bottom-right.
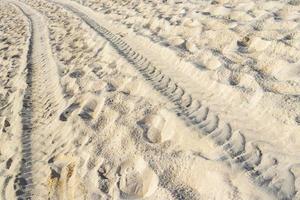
[[55, 2, 297, 199], [10, 1, 65, 199]]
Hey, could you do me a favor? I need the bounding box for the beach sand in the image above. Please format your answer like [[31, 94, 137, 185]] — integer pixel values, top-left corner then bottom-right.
[[1, 0, 300, 199]]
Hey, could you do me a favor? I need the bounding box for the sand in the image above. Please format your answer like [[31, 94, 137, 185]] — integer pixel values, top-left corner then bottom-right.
[[0, 0, 300, 199]]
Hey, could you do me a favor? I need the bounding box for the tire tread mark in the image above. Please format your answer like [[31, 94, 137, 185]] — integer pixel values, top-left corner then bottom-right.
[[11, 2, 65, 199], [11, 3, 34, 199], [55, 3, 296, 199]]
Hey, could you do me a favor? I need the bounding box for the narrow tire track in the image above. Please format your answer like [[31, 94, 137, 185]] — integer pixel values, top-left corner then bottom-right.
[[10, 1, 65, 199], [11, 3, 34, 199]]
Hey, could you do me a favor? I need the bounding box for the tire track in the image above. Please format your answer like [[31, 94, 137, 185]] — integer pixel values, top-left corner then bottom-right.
[[11, 4, 34, 198], [10, 2, 65, 199], [0, 2, 30, 200], [55, 2, 297, 199]]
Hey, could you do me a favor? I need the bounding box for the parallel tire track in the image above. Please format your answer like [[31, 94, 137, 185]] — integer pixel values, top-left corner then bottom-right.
[[11, 2, 65, 199], [56, 3, 296, 199], [11, 3, 34, 199]]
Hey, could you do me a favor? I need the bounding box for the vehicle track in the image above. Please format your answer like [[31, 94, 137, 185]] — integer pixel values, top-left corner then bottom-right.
[[54, 2, 298, 199], [10, 4, 34, 199], [10, 1, 65, 199]]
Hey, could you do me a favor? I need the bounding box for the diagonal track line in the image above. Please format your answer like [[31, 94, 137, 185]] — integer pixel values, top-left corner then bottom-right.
[[54, 2, 296, 199]]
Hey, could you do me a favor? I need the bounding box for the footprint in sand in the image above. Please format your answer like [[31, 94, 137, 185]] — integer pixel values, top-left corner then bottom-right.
[[291, 165, 300, 199], [118, 158, 158, 199], [69, 69, 85, 79], [138, 113, 174, 144], [59, 102, 80, 121], [79, 99, 97, 121], [0, 117, 10, 133]]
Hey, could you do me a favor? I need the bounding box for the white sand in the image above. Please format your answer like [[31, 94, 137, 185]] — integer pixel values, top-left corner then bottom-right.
[[0, 0, 300, 199]]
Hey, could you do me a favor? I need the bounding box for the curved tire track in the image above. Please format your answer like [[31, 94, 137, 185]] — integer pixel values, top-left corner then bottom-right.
[[10, 1, 65, 199], [55, 2, 297, 199], [10, 3, 34, 199]]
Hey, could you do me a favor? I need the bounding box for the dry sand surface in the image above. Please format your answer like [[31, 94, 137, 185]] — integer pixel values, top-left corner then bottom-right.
[[1, 0, 300, 199]]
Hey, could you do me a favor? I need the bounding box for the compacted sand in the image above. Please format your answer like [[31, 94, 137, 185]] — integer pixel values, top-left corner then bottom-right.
[[1, 0, 300, 199]]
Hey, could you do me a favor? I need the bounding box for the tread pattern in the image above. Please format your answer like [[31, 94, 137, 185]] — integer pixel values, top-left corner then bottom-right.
[[11, 2, 64, 199], [58, 3, 297, 199], [12, 4, 34, 199]]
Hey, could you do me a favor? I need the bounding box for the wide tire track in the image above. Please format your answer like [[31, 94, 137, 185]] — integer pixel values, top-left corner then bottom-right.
[[11, 1, 65, 199], [55, 2, 297, 199]]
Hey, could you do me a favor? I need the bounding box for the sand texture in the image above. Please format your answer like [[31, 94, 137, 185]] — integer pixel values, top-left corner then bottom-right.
[[1, 0, 300, 199]]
